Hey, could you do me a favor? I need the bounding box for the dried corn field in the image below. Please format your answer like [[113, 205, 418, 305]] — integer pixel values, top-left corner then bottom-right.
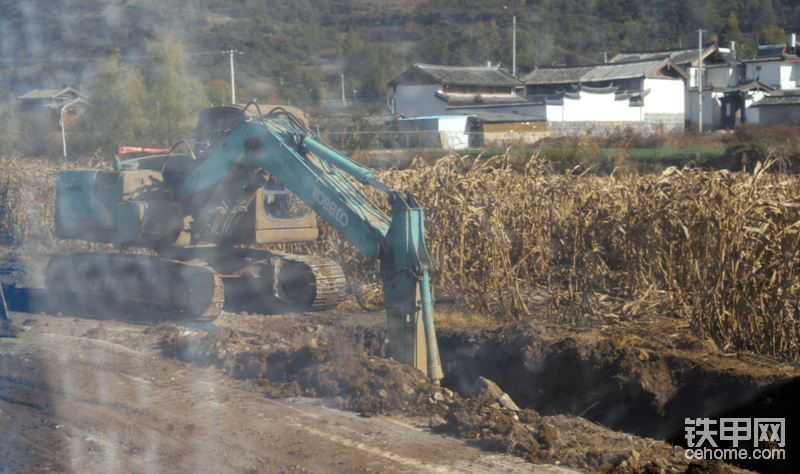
[[4, 153, 800, 361]]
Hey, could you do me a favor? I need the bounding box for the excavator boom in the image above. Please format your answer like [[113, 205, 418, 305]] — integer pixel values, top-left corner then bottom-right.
[[43, 103, 442, 381], [184, 108, 443, 381]]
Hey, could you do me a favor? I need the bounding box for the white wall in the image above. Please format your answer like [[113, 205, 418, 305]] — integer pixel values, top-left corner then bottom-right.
[[744, 91, 764, 123], [545, 104, 563, 122], [706, 67, 738, 88], [747, 63, 782, 87], [687, 91, 715, 128], [643, 78, 685, 115], [394, 84, 446, 117], [781, 63, 800, 90], [561, 90, 641, 122], [438, 116, 471, 150]]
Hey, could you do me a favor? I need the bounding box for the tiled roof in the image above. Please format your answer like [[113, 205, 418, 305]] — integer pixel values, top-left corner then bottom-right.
[[610, 45, 720, 67], [43, 97, 90, 109], [456, 110, 545, 122], [523, 58, 686, 84], [742, 44, 800, 62], [720, 79, 776, 94], [389, 63, 524, 87], [752, 94, 800, 106], [18, 87, 87, 101], [435, 92, 529, 104], [522, 65, 595, 84]]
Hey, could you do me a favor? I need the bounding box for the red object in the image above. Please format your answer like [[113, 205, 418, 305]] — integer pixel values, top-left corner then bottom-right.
[[118, 146, 170, 154]]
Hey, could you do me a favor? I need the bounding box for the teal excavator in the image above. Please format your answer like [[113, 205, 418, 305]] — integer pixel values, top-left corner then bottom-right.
[[44, 102, 443, 381]]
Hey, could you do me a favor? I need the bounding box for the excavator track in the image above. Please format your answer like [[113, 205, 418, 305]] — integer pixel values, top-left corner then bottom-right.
[[270, 252, 348, 311], [44, 253, 224, 320]]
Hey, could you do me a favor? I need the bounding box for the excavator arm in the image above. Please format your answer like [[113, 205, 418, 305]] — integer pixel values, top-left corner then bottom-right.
[[180, 107, 443, 381]]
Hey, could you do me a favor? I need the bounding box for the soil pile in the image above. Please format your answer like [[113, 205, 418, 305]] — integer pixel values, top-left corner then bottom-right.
[[155, 312, 792, 473]]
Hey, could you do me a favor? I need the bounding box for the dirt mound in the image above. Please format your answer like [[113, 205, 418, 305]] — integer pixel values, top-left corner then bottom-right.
[[157, 322, 441, 416], [155, 315, 784, 473]]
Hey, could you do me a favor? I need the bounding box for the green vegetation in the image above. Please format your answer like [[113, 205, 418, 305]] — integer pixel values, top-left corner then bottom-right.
[[0, 0, 797, 160]]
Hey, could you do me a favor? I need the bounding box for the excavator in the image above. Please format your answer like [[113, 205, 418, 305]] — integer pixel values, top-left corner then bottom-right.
[[43, 102, 443, 381]]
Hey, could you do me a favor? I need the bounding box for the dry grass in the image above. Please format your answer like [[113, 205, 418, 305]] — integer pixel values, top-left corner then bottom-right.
[[305, 151, 800, 360], [5, 149, 800, 360]]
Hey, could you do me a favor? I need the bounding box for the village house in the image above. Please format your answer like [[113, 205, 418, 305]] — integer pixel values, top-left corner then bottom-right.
[[610, 43, 778, 129], [388, 63, 528, 117], [17, 87, 90, 130], [388, 63, 540, 146], [745, 35, 800, 125], [522, 57, 688, 135], [386, 36, 800, 148], [742, 37, 800, 91]]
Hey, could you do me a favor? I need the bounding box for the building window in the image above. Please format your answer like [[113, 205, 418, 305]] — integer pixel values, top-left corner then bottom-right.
[[756, 66, 762, 72]]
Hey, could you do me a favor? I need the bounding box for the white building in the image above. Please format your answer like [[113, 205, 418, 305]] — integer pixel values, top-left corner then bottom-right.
[[743, 40, 800, 91], [744, 35, 800, 126], [522, 58, 688, 132], [608, 45, 758, 130], [396, 115, 473, 150]]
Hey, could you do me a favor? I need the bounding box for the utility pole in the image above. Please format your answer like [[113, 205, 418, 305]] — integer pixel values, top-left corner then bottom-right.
[[698, 30, 704, 133], [341, 74, 346, 106], [60, 106, 68, 163], [223, 50, 242, 104], [60, 103, 78, 163], [512, 16, 517, 76]]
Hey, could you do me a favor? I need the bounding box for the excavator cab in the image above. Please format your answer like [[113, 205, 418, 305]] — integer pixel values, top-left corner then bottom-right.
[[194, 105, 245, 156], [224, 176, 319, 246], [262, 177, 311, 220]]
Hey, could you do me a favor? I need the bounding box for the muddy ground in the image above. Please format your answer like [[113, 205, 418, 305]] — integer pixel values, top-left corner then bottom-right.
[[1, 260, 798, 474], [1, 293, 797, 474]]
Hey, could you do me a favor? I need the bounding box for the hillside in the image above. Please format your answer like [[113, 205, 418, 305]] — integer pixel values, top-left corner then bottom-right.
[[0, 0, 798, 109]]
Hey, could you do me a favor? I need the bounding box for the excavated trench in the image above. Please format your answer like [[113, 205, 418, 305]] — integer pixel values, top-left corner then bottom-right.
[[433, 325, 798, 474], [173, 313, 795, 472]]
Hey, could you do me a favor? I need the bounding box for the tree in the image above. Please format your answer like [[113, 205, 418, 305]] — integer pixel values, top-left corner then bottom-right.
[[206, 79, 231, 106], [719, 12, 745, 45], [84, 54, 149, 158], [718, 11, 756, 58], [146, 34, 206, 145], [341, 28, 400, 102], [761, 25, 787, 45]]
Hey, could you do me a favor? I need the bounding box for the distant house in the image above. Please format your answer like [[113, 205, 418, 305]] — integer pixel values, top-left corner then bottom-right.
[[750, 94, 800, 126], [522, 58, 688, 134], [388, 64, 531, 117], [609, 45, 739, 129], [744, 35, 800, 126], [396, 115, 473, 150], [741, 39, 800, 92], [17, 87, 90, 129]]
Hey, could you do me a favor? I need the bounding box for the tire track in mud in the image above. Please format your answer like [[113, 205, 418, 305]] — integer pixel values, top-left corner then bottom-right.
[[0, 313, 577, 473]]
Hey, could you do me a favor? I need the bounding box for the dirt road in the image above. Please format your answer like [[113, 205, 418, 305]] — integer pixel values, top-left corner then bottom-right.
[[0, 311, 577, 474]]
